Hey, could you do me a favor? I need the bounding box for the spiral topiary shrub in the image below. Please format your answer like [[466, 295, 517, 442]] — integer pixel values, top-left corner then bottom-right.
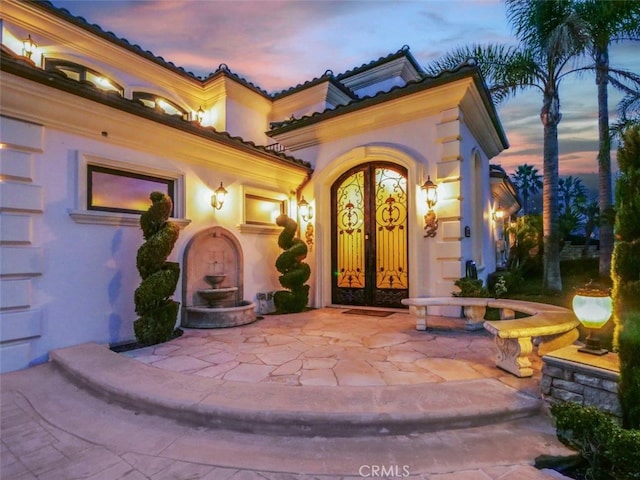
[[273, 214, 310, 313], [133, 192, 181, 345]]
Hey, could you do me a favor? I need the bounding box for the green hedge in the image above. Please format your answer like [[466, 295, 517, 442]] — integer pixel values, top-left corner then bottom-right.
[[551, 402, 640, 480], [619, 313, 640, 429], [612, 125, 640, 349]]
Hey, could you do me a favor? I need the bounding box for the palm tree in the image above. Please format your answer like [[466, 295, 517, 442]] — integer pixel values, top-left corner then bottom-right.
[[425, 0, 587, 293], [511, 164, 543, 214], [574, 0, 640, 279], [577, 198, 599, 258], [558, 175, 586, 213]]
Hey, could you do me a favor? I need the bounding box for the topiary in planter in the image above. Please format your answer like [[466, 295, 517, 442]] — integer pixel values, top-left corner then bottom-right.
[[273, 214, 310, 313], [133, 192, 180, 345]]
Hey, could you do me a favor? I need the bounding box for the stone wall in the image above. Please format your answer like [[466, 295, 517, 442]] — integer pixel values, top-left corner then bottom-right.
[[541, 346, 621, 420], [559, 243, 599, 261]]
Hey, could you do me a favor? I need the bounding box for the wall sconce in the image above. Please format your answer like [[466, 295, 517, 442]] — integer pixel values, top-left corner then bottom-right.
[[422, 176, 438, 237], [196, 106, 205, 124], [493, 209, 505, 222], [211, 182, 228, 210], [572, 284, 612, 356], [22, 34, 37, 59], [298, 196, 313, 222]]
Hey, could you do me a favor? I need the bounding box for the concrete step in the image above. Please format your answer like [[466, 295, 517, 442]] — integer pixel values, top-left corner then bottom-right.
[[50, 343, 543, 437], [1, 362, 572, 478]]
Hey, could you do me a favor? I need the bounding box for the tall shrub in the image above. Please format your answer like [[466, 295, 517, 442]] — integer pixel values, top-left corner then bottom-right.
[[273, 214, 310, 313], [619, 312, 640, 429], [611, 125, 640, 348], [133, 192, 180, 345]]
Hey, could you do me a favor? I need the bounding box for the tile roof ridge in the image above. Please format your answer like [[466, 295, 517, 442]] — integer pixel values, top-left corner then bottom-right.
[[201, 64, 270, 97], [270, 70, 356, 100], [32, 1, 272, 97], [34, 1, 200, 80], [335, 45, 423, 80], [268, 60, 479, 132]]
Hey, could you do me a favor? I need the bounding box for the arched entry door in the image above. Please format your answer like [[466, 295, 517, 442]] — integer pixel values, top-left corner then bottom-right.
[[331, 162, 408, 308]]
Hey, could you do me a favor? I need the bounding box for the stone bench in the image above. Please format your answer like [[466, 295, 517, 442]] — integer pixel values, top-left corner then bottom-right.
[[401, 297, 580, 378]]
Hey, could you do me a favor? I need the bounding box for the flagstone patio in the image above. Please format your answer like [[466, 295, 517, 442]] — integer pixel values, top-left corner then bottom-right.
[[123, 308, 542, 395]]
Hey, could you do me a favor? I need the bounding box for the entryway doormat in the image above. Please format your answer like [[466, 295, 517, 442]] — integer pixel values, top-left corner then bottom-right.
[[343, 309, 394, 317]]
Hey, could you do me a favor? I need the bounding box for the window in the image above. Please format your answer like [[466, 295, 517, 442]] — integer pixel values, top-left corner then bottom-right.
[[244, 194, 285, 226], [44, 59, 123, 96], [238, 187, 288, 234], [70, 152, 188, 227], [132, 92, 186, 117], [87, 165, 175, 215]]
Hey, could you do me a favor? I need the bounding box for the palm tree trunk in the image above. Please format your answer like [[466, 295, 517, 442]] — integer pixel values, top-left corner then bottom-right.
[[596, 47, 614, 279], [541, 92, 562, 293]]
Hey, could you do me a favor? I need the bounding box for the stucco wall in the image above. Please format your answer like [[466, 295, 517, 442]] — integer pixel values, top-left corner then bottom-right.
[[0, 118, 287, 372]]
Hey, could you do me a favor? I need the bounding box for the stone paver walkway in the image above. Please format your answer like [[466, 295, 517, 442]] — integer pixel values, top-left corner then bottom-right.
[[124, 308, 541, 394], [0, 308, 571, 480]]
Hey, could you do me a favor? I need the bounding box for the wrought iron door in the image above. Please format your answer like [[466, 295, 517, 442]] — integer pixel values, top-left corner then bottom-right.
[[331, 163, 408, 308]]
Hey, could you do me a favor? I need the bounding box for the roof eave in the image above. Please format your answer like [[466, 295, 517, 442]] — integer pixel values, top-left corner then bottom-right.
[[0, 51, 312, 173]]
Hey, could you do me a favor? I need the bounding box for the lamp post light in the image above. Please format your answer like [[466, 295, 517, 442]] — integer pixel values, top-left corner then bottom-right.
[[572, 285, 612, 356]]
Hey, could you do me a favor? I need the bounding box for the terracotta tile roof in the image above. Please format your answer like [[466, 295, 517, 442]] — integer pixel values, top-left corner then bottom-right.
[[271, 70, 357, 100], [0, 48, 312, 171], [30, 2, 414, 100], [267, 60, 509, 151], [335, 45, 424, 81]]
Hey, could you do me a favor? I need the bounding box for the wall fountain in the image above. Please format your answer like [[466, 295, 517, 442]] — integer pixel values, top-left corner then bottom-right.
[[181, 226, 256, 328]]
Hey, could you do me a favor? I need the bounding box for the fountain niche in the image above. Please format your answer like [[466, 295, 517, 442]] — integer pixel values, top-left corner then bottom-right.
[[181, 226, 256, 329]]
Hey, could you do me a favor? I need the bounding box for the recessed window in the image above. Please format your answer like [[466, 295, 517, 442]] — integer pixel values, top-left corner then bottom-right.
[[245, 194, 285, 225], [87, 165, 175, 215], [44, 59, 123, 95], [133, 92, 186, 116]]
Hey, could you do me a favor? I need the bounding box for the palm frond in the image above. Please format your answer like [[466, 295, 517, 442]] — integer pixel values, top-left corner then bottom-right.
[[424, 43, 542, 104]]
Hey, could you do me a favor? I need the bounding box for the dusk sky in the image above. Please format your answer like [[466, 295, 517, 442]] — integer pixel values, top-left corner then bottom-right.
[[51, 0, 640, 185]]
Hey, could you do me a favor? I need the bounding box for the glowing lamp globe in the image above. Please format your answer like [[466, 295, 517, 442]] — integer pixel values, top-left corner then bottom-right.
[[572, 286, 612, 355]]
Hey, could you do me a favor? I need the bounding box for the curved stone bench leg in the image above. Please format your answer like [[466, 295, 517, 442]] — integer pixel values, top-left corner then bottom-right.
[[414, 306, 427, 331], [537, 328, 579, 356], [463, 305, 486, 331], [494, 336, 533, 377]]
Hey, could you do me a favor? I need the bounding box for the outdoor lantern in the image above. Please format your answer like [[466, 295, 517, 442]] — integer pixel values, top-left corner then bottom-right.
[[493, 209, 505, 221], [22, 34, 37, 59], [211, 182, 228, 210], [572, 285, 612, 356], [421, 176, 438, 237], [196, 106, 205, 124], [422, 176, 438, 209], [298, 196, 313, 222]]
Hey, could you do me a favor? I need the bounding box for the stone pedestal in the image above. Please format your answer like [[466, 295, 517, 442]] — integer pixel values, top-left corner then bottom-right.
[[541, 345, 621, 419]]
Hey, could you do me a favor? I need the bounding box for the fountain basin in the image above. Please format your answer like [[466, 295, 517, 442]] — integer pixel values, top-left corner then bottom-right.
[[197, 287, 238, 307], [205, 274, 226, 288], [183, 301, 257, 329]]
